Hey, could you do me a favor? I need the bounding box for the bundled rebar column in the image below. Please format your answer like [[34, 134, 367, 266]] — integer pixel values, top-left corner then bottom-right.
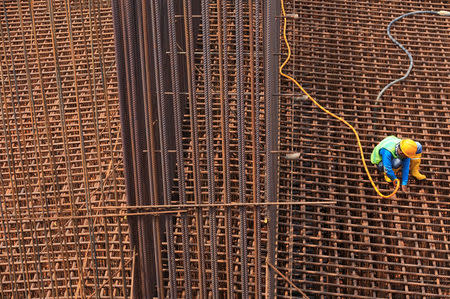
[[112, 0, 279, 297], [0, 0, 132, 298]]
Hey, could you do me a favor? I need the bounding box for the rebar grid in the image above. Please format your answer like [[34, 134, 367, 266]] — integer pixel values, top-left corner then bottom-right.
[[277, 0, 450, 297], [0, 0, 132, 298]]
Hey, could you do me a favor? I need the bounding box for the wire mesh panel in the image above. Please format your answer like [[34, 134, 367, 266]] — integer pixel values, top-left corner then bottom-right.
[[0, 0, 132, 297], [277, 0, 450, 297]]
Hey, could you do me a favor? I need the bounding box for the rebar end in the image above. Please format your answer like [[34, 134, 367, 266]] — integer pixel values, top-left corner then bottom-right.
[[295, 95, 308, 101], [285, 152, 301, 160], [285, 13, 299, 19]]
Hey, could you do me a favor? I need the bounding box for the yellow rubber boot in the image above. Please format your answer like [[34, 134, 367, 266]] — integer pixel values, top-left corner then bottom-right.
[[411, 158, 426, 180]]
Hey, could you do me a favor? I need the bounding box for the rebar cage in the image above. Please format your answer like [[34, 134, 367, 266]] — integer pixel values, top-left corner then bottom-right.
[[0, 0, 449, 298], [0, 0, 132, 298]]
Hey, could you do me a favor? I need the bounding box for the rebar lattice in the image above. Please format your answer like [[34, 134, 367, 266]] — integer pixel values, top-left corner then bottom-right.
[[277, 0, 450, 297], [0, 0, 132, 298]]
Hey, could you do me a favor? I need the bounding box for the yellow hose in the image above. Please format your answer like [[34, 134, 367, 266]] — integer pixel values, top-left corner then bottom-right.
[[280, 0, 400, 198]]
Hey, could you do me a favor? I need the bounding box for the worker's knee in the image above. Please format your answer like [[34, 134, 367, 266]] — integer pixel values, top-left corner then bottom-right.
[[392, 158, 402, 169], [377, 162, 384, 172], [377, 159, 401, 172]]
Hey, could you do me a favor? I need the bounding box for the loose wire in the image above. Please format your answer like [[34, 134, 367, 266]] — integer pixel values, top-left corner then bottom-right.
[[280, 0, 400, 198]]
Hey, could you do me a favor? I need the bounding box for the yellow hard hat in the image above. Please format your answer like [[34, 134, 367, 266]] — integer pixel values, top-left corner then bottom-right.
[[399, 139, 418, 158]]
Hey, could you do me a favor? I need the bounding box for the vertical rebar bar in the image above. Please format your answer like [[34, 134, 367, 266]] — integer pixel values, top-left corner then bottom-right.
[[234, 0, 249, 297], [166, 0, 193, 297], [200, 0, 219, 297], [249, 0, 263, 296], [182, 1, 207, 296], [149, 0, 177, 296], [138, 0, 163, 296], [263, 0, 280, 297], [216, 0, 234, 297], [123, 0, 152, 297]]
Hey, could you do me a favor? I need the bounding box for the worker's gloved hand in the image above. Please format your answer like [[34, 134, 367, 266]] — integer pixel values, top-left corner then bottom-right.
[[401, 185, 407, 193]]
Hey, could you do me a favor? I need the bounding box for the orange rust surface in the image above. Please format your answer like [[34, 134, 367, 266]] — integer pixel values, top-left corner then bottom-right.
[[0, 0, 131, 298]]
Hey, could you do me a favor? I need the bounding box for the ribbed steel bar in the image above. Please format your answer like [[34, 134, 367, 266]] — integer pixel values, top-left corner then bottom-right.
[[264, 0, 281, 297], [148, 0, 177, 297], [120, 6, 141, 285], [182, 0, 207, 297], [249, 0, 263, 296], [138, 0, 163, 296], [216, 0, 234, 297], [234, 0, 249, 297], [112, 6, 139, 288], [123, 0, 148, 296], [200, 0, 219, 297], [136, 1, 157, 296], [110, 0, 138, 290], [166, 0, 193, 297]]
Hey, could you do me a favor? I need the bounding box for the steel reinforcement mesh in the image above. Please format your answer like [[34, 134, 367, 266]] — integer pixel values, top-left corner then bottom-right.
[[277, 0, 450, 298], [4, 0, 447, 298], [0, 0, 132, 298]]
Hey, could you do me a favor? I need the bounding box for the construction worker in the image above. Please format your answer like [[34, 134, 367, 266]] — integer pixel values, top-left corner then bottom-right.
[[371, 136, 426, 191]]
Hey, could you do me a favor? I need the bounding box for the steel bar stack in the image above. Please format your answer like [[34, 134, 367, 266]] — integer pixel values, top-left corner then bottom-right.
[[0, 0, 132, 298], [112, 0, 272, 297]]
